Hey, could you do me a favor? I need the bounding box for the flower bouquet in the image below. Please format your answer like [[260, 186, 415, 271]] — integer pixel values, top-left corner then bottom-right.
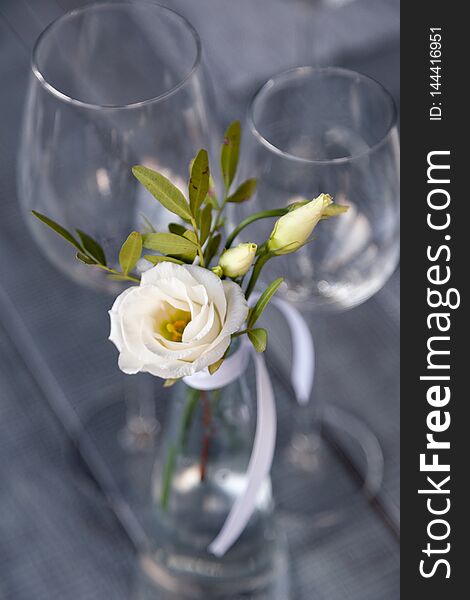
[[33, 121, 347, 597]]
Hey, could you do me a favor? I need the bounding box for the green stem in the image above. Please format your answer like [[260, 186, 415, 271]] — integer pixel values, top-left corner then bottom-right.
[[190, 217, 205, 267], [160, 388, 200, 510], [203, 192, 227, 267], [195, 243, 205, 266], [212, 195, 228, 234], [95, 264, 140, 283], [199, 391, 212, 482], [245, 251, 273, 300], [232, 328, 249, 338], [160, 445, 177, 510], [225, 208, 287, 249], [179, 389, 200, 448]]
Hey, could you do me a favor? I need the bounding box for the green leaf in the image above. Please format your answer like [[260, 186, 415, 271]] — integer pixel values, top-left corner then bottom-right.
[[189, 149, 210, 215], [132, 165, 192, 222], [208, 356, 225, 375], [163, 378, 179, 388], [204, 232, 221, 266], [247, 277, 284, 328], [220, 121, 241, 190], [247, 328, 268, 353], [32, 211, 83, 252], [189, 155, 217, 206], [76, 230, 106, 265], [76, 251, 96, 265], [144, 255, 183, 265], [119, 231, 142, 275], [206, 191, 219, 209], [208, 346, 230, 375], [226, 178, 257, 203], [199, 204, 212, 245], [321, 204, 349, 219], [165, 227, 198, 260], [143, 232, 197, 259], [183, 230, 198, 245], [141, 214, 156, 233], [168, 222, 187, 236], [181, 230, 199, 261]]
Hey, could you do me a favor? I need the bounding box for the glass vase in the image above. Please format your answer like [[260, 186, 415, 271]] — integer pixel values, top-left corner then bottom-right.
[[136, 369, 289, 599]]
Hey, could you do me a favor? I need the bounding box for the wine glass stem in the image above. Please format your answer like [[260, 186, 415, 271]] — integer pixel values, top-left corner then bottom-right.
[[125, 388, 155, 421], [120, 377, 159, 451], [292, 396, 323, 452]]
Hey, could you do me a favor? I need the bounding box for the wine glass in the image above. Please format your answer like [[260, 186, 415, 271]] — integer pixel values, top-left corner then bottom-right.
[[17, 2, 216, 453], [231, 66, 399, 520]]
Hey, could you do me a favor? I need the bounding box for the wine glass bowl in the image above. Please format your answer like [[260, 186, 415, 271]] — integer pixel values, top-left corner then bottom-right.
[[18, 1, 215, 293], [233, 66, 400, 311]]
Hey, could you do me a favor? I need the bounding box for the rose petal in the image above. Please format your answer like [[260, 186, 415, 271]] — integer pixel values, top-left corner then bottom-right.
[[186, 283, 208, 308], [219, 280, 249, 336], [186, 265, 227, 323], [182, 303, 214, 343], [108, 286, 137, 351], [141, 262, 199, 288], [191, 336, 232, 373], [147, 332, 209, 360], [118, 350, 144, 374]]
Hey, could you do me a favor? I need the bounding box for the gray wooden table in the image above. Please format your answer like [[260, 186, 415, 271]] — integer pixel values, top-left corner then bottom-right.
[[0, 1, 399, 598]]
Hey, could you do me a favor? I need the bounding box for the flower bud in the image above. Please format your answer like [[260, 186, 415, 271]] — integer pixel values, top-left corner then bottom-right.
[[218, 243, 257, 278], [267, 194, 332, 255], [211, 265, 223, 278]]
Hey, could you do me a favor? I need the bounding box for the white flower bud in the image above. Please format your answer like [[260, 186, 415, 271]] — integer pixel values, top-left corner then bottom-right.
[[267, 194, 332, 255], [218, 243, 257, 278]]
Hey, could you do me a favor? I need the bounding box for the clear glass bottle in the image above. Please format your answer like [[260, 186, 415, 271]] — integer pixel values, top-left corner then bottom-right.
[[137, 369, 289, 599]]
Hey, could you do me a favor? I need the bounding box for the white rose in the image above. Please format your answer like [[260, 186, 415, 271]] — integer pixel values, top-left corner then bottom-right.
[[109, 262, 249, 379]]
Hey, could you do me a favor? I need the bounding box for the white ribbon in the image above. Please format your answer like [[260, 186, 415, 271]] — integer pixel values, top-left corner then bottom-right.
[[182, 338, 250, 392], [270, 297, 315, 406], [249, 293, 315, 405], [182, 297, 314, 557]]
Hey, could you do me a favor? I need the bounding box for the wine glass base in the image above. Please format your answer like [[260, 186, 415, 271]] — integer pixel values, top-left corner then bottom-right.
[[132, 531, 290, 600], [274, 404, 384, 529], [118, 415, 160, 453]]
